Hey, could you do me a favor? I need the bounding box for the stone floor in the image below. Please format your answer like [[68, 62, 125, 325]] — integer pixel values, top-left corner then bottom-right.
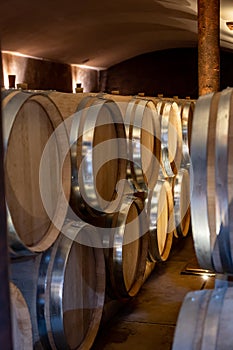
[[91, 233, 215, 350]]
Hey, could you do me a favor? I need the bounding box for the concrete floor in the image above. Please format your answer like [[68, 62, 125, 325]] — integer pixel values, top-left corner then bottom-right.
[[91, 233, 215, 350]]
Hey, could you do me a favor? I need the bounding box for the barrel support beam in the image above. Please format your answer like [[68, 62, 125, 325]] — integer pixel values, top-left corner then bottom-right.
[[198, 0, 220, 96]]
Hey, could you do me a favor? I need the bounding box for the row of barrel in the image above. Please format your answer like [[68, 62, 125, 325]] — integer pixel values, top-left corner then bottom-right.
[[173, 87, 233, 349], [1, 89, 194, 349]]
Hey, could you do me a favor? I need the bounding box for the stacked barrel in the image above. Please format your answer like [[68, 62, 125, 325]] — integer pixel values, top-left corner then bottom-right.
[[3, 91, 106, 349], [1, 89, 194, 349], [143, 96, 194, 265], [172, 87, 233, 349]]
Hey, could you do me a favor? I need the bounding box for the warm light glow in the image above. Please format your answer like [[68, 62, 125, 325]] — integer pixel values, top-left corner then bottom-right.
[[2, 50, 102, 92], [76, 64, 105, 70], [202, 275, 209, 281], [71, 64, 103, 93], [2, 52, 29, 88], [71, 65, 83, 93], [2, 50, 44, 60]]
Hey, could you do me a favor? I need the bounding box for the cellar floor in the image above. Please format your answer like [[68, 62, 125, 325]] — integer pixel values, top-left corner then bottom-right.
[[91, 233, 215, 350]]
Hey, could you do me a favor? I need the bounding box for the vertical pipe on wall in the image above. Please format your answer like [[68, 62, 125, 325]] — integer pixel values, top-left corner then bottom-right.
[[198, 0, 220, 96], [0, 49, 13, 349]]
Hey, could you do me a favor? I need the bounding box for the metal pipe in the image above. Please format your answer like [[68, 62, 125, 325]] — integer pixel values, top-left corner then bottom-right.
[[198, 0, 220, 96], [0, 49, 13, 349]]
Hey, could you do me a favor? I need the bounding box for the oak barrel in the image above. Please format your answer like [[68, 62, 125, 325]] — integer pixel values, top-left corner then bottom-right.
[[48, 92, 128, 218], [69, 95, 127, 218], [146, 179, 174, 262], [103, 196, 149, 299], [172, 168, 191, 238], [37, 219, 105, 350], [156, 101, 182, 177], [179, 100, 195, 169], [3, 91, 70, 256], [172, 287, 233, 350], [98, 94, 161, 190], [124, 98, 161, 190], [10, 282, 33, 350], [190, 87, 233, 273]]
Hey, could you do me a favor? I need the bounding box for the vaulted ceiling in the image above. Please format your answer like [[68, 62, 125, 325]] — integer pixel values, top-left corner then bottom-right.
[[0, 0, 233, 69]]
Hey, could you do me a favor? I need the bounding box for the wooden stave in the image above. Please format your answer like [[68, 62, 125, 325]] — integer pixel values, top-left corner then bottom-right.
[[3, 91, 71, 256], [37, 219, 106, 350], [97, 93, 132, 118], [48, 92, 98, 121]]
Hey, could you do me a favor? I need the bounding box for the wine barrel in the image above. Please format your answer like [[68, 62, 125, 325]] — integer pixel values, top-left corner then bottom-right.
[[3, 91, 70, 256], [142, 259, 156, 284], [172, 287, 233, 350], [1, 89, 21, 102], [172, 168, 191, 238], [146, 179, 174, 262], [99, 94, 161, 190], [156, 101, 182, 177], [69, 95, 127, 218], [48, 92, 128, 218], [37, 219, 105, 350], [190, 88, 233, 273], [179, 100, 195, 169], [214, 88, 233, 273], [191, 91, 218, 271], [10, 282, 33, 350], [135, 95, 194, 172], [103, 196, 149, 299], [10, 254, 43, 347], [124, 98, 161, 190]]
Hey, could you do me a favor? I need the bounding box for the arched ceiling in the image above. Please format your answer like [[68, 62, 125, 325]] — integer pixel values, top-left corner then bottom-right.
[[0, 0, 233, 69]]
